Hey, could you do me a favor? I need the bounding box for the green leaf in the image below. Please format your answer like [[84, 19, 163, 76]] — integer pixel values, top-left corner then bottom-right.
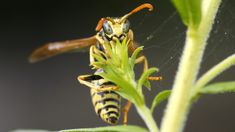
[[151, 90, 171, 113], [200, 81, 235, 94], [97, 72, 144, 105], [172, 0, 202, 28], [130, 46, 143, 67], [60, 125, 148, 132], [143, 80, 151, 90], [92, 53, 106, 63], [137, 68, 158, 90], [90, 62, 105, 67]]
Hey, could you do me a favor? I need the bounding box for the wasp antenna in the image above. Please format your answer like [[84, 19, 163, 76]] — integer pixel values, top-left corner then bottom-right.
[[95, 18, 105, 31], [120, 3, 153, 22], [131, 3, 153, 14]]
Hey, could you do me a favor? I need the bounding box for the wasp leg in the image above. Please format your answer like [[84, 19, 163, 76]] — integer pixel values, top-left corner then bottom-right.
[[148, 76, 163, 81], [135, 56, 163, 81], [122, 101, 132, 125], [135, 55, 148, 72], [78, 74, 119, 92]]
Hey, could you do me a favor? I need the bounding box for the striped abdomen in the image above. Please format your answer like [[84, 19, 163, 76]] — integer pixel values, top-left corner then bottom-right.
[[91, 89, 121, 124]]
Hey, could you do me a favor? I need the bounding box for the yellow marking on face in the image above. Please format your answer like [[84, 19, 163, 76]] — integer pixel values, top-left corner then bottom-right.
[[104, 18, 128, 40]]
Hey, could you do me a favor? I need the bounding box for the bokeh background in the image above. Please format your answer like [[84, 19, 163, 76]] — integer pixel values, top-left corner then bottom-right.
[[0, 0, 235, 132]]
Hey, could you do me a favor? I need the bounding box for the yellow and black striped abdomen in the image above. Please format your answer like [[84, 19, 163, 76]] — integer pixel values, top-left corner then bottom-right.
[[91, 89, 121, 124]]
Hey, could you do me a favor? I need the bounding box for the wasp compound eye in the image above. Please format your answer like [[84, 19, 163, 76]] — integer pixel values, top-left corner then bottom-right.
[[123, 20, 130, 33], [103, 21, 113, 35]]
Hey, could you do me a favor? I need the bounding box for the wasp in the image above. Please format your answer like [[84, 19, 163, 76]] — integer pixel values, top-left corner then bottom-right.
[[30, 3, 161, 125]]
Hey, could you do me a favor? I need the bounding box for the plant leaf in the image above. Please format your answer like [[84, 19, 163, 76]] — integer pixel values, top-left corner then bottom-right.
[[137, 68, 158, 90], [60, 125, 148, 132], [151, 90, 171, 113], [143, 80, 151, 90], [200, 81, 235, 94], [172, 0, 202, 28], [130, 46, 143, 67], [92, 53, 106, 63], [97, 72, 144, 105]]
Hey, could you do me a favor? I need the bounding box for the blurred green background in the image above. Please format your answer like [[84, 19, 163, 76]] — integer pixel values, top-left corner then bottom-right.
[[0, 0, 234, 132]]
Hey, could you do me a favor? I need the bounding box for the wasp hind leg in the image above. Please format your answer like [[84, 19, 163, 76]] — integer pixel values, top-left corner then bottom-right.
[[122, 101, 132, 125], [78, 74, 119, 91]]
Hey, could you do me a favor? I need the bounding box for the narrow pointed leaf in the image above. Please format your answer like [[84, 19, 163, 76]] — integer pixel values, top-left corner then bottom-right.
[[92, 53, 106, 63], [200, 81, 235, 94], [172, 0, 202, 28], [130, 46, 143, 67], [90, 62, 105, 67], [137, 68, 158, 90], [143, 80, 151, 90], [151, 90, 171, 113]]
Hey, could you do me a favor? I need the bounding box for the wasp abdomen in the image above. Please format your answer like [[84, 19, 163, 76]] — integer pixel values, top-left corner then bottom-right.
[[91, 89, 121, 124]]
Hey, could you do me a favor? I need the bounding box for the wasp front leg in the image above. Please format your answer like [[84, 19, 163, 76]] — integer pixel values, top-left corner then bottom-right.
[[78, 45, 119, 91], [78, 74, 119, 92], [135, 55, 148, 72]]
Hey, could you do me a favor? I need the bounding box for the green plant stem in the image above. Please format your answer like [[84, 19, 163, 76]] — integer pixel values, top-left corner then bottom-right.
[[136, 104, 158, 132], [192, 54, 235, 97], [123, 84, 159, 132], [160, 28, 204, 132], [160, 0, 221, 132]]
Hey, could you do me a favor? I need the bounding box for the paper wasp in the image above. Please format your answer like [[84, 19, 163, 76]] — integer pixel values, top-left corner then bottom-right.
[[30, 3, 161, 125]]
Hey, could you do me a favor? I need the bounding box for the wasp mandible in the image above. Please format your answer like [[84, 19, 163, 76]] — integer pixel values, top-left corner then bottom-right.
[[30, 3, 161, 125]]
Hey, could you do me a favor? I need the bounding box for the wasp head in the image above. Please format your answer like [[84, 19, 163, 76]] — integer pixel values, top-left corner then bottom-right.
[[95, 3, 153, 42], [99, 18, 130, 42]]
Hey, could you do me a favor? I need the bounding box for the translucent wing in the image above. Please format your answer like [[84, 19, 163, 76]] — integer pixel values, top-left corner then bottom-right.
[[29, 35, 98, 63]]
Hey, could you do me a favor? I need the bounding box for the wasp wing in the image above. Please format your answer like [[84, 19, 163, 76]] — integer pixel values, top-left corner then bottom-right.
[[29, 35, 98, 63]]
